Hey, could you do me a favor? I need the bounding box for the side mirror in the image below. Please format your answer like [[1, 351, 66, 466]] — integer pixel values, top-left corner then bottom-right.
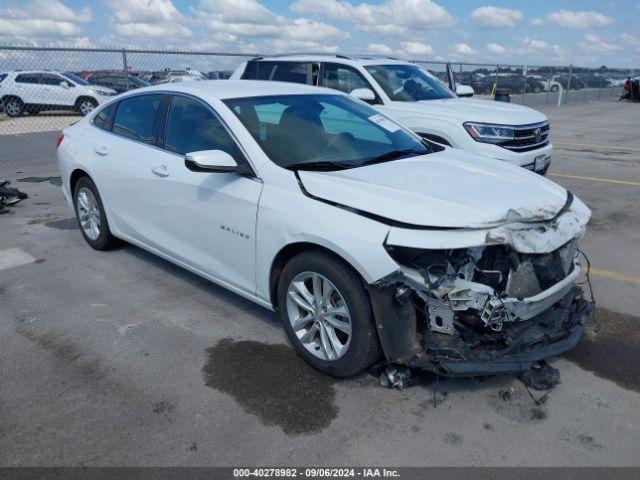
[[185, 150, 238, 173], [61, 81, 72, 89], [456, 85, 474, 97], [350, 88, 376, 102]]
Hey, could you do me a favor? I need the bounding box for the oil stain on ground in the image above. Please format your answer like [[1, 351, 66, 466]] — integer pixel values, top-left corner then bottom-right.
[[45, 217, 78, 230], [564, 308, 640, 392], [203, 338, 338, 435]]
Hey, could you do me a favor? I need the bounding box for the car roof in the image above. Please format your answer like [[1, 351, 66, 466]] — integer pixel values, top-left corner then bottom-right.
[[251, 55, 416, 68], [124, 79, 339, 100]]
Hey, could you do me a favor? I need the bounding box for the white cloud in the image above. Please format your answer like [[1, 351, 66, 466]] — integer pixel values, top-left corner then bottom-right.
[[194, 0, 347, 54], [517, 37, 568, 59], [530, 17, 543, 26], [366, 43, 394, 55], [106, 0, 192, 38], [470, 6, 523, 27], [400, 41, 434, 56], [0, 0, 91, 38], [620, 33, 640, 52], [546, 9, 614, 28], [291, 0, 453, 36], [451, 43, 476, 56], [579, 34, 619, 54], [486, 42, 506, 55]]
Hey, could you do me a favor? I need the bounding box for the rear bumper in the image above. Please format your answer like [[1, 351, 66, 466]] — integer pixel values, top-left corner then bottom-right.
[[411, 287, 591, 376]]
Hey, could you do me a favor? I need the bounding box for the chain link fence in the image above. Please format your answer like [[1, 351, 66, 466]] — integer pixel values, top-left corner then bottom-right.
[[1, 44, 638, 171]]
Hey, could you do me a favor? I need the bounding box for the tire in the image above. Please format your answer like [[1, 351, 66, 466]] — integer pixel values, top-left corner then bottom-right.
[[276, 250, 381, 378], [4, 97, 24, 117], [550, 85, 559, 93], [73, 176, 118, 250], [76, 98, 97, 116], [533, 86, 541, 93]]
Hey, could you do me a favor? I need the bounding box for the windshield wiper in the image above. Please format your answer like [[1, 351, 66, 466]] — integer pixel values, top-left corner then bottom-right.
[[360, 149, 426, 167], [284, 161, 352, 171]]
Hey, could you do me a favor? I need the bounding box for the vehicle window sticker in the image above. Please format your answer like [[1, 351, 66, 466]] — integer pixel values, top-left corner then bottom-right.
[[368, 114, 400, 132]]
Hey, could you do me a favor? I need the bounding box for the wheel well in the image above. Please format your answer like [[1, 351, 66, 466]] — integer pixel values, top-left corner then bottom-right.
[[70, 169, 90, 195], [75, 96, 97, 107], [269, 242, 364, 309], [1, 95, 22, 104]]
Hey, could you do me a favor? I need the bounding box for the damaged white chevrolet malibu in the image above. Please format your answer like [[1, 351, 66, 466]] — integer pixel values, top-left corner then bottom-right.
[[57, 81, 592, 379]]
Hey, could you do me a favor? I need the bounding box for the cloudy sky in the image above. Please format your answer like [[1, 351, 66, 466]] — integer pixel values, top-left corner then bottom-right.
[[0, 0, 639, 67]]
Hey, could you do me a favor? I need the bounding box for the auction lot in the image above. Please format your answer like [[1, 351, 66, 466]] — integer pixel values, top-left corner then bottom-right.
[[1, 100, 639, 466]]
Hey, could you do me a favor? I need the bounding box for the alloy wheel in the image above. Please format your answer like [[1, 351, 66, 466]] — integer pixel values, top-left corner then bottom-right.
[[286, 272, 352, 361], [79, 101, 95, 116], [76, 187, 101, 241], [5, 100, 21, 116]]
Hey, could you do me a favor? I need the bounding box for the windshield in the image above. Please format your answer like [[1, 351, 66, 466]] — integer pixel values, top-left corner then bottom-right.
[[63, 72, 90, 86], [224, 94, 429, 170], [365, 64, 455, 102]]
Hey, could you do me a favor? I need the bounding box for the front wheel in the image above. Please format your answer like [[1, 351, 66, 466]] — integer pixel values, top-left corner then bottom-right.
[[277, 251, 381, 377], [73, 176, 118, 250]]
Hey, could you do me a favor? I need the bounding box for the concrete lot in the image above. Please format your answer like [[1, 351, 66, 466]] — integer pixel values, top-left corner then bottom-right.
[[1, 100, 639, 466]]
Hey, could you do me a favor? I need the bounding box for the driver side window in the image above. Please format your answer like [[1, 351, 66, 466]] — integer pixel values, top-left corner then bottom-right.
[[321, 63, 377, 101]]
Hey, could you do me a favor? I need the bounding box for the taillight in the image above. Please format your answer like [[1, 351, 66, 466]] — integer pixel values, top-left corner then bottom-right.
[[56, 133, 64, 149]]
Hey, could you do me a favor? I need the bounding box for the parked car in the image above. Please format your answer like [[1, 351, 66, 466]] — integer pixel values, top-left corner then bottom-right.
[[0, 71, 116, 117], [87, 73, 149, 94], [551, 74, 586, 90], [148, 70, 206, 84], [57, 80, 591, 378], [232, 55, 553, 174]]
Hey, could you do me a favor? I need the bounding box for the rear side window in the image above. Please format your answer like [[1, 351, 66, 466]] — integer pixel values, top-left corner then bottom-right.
[[0, 74, 7, 84], [112, 94, 162, 144], [164, 95, 241, 158], [93, 102, 117, 131], [41, 74, 65, 86], [242, 62, 310, 84], [15, 74, 40, 84]]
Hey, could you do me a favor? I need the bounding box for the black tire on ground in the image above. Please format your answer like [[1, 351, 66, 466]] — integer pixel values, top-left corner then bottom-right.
[[276, 250, 381, 378], [76, 97, 98, 116], [73, 176, 118, 250], [533, 86, 542, 93], [3, 97, 24, 117], [551, 85, 559, 93]]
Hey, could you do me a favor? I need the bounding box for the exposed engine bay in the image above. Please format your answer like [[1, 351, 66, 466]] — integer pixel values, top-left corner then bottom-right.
[[369, 238, 592, 377]]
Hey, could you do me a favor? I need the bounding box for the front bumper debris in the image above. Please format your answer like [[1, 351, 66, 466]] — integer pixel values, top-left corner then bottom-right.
[[367, 237, 592, 377]]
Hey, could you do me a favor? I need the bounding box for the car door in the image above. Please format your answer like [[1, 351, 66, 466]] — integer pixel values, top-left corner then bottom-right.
[[88, 93, 166, 244], [320, 63, 380, 103], [13, 73, 42, 108], [136, 94, 262, 294], [40, 73, 75, 107]]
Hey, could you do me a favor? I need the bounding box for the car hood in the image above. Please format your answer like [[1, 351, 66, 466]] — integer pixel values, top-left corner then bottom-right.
[[298, 149, 569, 229], [386, 98, 547, 125]]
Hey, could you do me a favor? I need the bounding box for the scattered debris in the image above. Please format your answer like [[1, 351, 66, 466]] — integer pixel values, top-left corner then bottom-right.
[[0, 180, 28, 214], [378, 364, 412, 389], [499, 386, 515, 401], [519, 360, 560, 391]]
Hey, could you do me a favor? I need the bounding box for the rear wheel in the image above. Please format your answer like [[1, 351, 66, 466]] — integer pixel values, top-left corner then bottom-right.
[[4, 97, 24, 117], [277, 251, 381, 377], [73, 176, 117, 250]]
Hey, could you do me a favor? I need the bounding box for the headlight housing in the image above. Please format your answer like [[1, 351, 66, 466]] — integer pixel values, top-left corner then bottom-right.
[[464, 122, 515, 144]]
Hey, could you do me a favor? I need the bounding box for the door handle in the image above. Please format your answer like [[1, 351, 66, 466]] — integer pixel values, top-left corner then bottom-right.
[[151, 165, 170, 177], [94, 146, 108, 156]]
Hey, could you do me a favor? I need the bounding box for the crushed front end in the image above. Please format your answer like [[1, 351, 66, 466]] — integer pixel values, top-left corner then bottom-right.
[[368, 196, 593, 377]]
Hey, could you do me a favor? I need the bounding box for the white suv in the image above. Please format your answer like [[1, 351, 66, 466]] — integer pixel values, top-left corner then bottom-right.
[[0, 70, 116, 117], [232, 56, 553, 174]]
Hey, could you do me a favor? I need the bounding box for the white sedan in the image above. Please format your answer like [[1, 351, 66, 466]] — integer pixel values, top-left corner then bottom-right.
[[57, 80, 592, 379]]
